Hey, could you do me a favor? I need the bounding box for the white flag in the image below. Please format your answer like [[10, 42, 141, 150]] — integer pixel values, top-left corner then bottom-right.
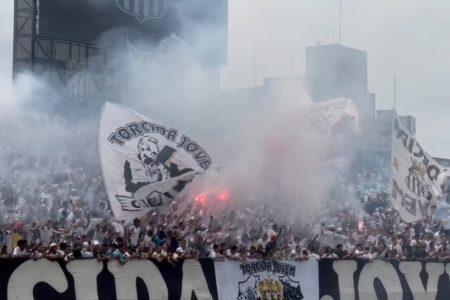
[[309, 97, 358, 137], [99, 102, 212, 221], [390, 114, 446, 222]]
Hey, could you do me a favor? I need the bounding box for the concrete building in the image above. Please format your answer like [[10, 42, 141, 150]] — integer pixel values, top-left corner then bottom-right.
[[305, 43, 376, 149], [306, 44, 368, 102], [376, 109, 416, 152]]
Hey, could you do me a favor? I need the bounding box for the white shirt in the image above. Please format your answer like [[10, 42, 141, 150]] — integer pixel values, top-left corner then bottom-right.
[[32, 251, 44, 259], [13, 247, 29, 257], [143, 235, 154, 248], [308, 253, 320, 260], [93, 230, 107, 244], [173, 252, 184, 260], [85, 218, 102, 234], [443, 217, 450, 230], [39, 227, 53, 246], [152, 250, 167, 260], [257, 238, 267, 248], [112, 222, 125, 237], [57, 208, 67, 219], [209, 249, 217, 258], [319, 231, 336, 248], [267, 229, 277, 242], [81, 250, 93, 258], [128, 225, 141, 246], [334, 233, 349, 246], [391, 243, 403, 257]]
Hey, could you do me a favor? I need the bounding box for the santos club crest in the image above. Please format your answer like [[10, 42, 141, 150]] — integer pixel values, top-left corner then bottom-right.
[[116, 0, 169, 23], [237, 261, 304, 300]]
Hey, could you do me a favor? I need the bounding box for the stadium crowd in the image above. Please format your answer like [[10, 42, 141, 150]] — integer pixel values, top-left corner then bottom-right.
[[1, 142, 450, 265]]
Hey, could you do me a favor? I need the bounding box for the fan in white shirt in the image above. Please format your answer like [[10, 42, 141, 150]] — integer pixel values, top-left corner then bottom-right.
[[152, 246, 168, 263], [319, 224, 336, 248], [171, 247, 185, 263], [128, 218, 142, 247], [12, 239, 29, 258], [81, 242, 94, 258]]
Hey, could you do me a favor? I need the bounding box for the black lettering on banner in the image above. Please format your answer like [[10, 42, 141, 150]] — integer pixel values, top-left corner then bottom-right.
[[251, 263, 257, 274], [117, 127, 132, 140], [394, 117, 441, 185], [140, 121, 155, 133], [319, 259, 450, 300], [397, 129, 409, 148], [7, 259, 450, 299], [239, 260, 296, 277], [407, 137, 415, 153], [428, 165, 441, 181], [423, 155, 430, 168], [107, 122, 212, 169], [177, 135, 189, 148], [166, 129, 178, 142], [198, 160, 211, 170], [155, 125, 167, 136], [412, 142, 425, 159], [418, 199, 430, 219], [392, 180, 418, 216], [108, 133, 125, 145], [392, 179, 403, 201], [185, 141, 199, 154], [194, 149, 212, 170], [127, 122, 143, 137], [403, 193, 417, 217], [0, 259, 218, 300]]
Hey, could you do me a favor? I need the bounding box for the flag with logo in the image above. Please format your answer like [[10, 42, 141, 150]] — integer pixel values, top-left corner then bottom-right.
[[309, 97, 358, 137], [390, 114, 448, 222], [214, 260, 319, 300], [99, 102, 212, 221]]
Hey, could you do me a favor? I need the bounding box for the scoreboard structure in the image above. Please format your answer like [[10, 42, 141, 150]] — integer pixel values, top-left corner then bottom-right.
[[13, 0, 228, 101]]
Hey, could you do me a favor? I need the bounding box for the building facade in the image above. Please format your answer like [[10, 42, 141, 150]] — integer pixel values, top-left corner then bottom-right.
[[13, 0, 228, 103], [305, 43, 376, 149]]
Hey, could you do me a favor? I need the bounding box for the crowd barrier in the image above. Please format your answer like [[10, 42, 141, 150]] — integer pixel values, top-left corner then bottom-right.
[[1, 258, 450, 299]]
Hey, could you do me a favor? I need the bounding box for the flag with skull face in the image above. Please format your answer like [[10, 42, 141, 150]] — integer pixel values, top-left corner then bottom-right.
[[99, 102, 212, 221]]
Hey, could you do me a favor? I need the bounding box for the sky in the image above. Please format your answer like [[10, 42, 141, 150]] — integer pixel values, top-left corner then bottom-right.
[[0, 0, 449, 157]]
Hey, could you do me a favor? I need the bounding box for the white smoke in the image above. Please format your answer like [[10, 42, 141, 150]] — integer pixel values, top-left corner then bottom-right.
[[0, 1, 360, 225], [112, 35, 338, 220]]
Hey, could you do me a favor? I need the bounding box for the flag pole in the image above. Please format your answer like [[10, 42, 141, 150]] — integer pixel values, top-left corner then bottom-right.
[[393, 74, 397, 112], [339, 0, 342, 44]]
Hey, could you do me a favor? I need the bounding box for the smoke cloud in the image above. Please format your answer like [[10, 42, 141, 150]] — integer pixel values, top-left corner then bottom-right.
[[0, 1, 352, 225]]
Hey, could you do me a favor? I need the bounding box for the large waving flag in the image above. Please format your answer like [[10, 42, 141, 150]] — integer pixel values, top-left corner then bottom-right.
[[390, 114, 448, 222], [99, 102, 212, 221]]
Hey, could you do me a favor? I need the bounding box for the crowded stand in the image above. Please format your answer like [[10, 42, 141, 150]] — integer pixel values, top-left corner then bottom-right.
[[1, 139, 450, 265]]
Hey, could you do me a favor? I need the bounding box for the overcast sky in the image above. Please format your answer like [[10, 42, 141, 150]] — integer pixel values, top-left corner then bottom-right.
[[0, 0, 449, 157]]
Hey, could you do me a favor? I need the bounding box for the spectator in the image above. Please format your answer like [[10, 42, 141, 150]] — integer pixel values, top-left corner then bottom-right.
[[209, 244, 224, 260], [47, 243, 64, 261], [13, 239, 29, 258], [0, 245, 8, 258], [31, 243, 45, 260], [81, 242, 93, 258], [112, 244, 129, 265], [171, 247, 185, 263], [128, 218, 141, 248], [152, 245, 168, 263]]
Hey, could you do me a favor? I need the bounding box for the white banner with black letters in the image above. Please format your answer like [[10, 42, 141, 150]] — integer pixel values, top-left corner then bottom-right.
[[99, 102, 212, 221], [390, 114, 448, 222], [214, 260, 319, 300]]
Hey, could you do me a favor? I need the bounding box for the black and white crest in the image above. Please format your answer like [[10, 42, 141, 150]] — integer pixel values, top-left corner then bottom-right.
[[116, 0, 169, 22]]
